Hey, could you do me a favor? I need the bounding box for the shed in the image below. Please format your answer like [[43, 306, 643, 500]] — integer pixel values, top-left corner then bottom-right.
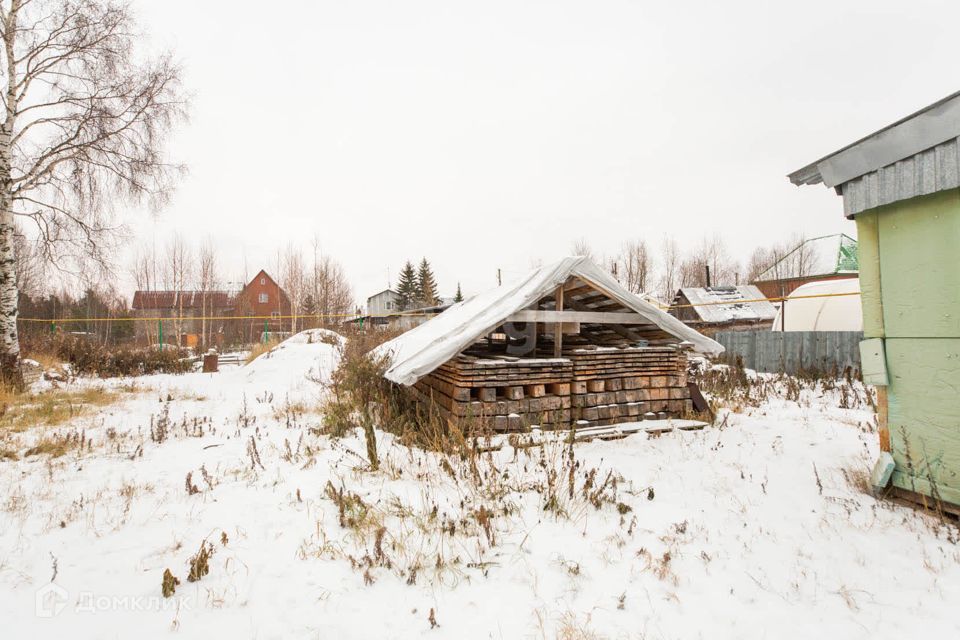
[[789, 89, 960, 513], [375, 257, 722, 431], [671, 285, 777, 334]]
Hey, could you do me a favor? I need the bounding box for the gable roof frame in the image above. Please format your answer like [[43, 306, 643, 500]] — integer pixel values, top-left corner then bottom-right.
[[375, 257, 723, 386]]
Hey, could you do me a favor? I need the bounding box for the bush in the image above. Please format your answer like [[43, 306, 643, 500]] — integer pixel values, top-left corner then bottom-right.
[[24, 334, 193, 377]]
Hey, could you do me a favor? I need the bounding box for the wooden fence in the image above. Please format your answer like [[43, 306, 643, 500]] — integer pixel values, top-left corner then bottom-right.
[[713, 331, 863, 376]]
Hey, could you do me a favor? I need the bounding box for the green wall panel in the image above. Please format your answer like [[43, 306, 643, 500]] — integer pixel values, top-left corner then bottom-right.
[[885, 337, 960, 500], [877, 189, 960, 338], [854, 210, 884, 338]]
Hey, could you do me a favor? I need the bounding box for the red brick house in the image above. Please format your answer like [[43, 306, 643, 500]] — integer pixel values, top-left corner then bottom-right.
[[131, 269, 291, 346], [235, 269, 291, 337]]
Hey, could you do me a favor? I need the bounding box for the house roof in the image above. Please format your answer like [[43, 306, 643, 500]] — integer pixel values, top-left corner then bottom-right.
[[131, 290, 235, 311], [755, 233, 858, 282], [677, 285, 778, 324], [788, 90, 960, 217], [374, 256, 723, 386], [367, 288, 399, 301]]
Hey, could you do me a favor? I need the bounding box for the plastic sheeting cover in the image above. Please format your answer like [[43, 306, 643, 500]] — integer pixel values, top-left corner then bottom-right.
[[374, 256, 724, 386], [771, 278, 862, 332]]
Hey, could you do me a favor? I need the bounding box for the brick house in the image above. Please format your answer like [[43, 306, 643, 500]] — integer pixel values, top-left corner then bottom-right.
[[131, 269, 291, 346], [131, 290, 236, 346], [235, 269, 291, 338]]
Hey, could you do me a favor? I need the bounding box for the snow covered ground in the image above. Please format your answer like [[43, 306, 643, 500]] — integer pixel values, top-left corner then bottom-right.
[[1, 329, 958, 639]]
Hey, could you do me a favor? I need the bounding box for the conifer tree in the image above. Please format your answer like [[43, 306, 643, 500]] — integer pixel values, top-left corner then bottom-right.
[[454, 282, 464, 303], [417, 258, 439, 307], [396, 261, 418, 310]]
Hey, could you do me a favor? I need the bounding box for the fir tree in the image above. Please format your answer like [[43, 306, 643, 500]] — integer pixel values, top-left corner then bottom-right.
[[417, 258, 439, 307], [454, 282, 463, 303], [396, 261, 418, 310], [301, 294, 318, 317]]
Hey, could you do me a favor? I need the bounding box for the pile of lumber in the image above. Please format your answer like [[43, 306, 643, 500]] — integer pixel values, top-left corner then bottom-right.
[[408, 347, 693, 432]]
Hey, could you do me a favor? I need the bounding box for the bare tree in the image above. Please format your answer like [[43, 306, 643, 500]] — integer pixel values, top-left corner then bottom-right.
[[570, 238, 595, 261], [0, 0, 185, 385], [679, 234, 739, 288], [197, 238, 219, 349], [658, 235, 683, 303], [310, 236, 353, 326], [280, 243, 306, 334], [163, 234, 192, 347], [12, 222, 38, 299], [615, 240, 652, 294]]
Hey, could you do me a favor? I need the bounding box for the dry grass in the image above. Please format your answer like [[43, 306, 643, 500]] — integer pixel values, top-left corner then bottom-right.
[[0, 386, 125, 433], [245, 339, 282, 365], [23, 436, 74, 458], [21, 349, 65, 372]]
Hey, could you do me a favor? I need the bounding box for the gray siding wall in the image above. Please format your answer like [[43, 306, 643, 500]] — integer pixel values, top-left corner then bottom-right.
[[714, 331, 863, 375]]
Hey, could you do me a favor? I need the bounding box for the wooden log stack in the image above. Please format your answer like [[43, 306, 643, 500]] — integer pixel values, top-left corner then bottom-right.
[[409, 346, 693, 432]]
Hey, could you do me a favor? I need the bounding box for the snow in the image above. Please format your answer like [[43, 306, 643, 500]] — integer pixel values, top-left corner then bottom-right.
[[1, 331, 959, 639], [376, 256, 723, 386], [680, 285, 778, 324]]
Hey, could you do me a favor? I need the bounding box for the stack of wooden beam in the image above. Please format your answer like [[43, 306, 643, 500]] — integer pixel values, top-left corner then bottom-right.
[[408, 346, 693, 432]]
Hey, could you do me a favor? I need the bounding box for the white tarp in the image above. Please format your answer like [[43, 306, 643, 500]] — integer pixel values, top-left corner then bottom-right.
[[771, 278, 862, 332], [375, 256, 724, 386]]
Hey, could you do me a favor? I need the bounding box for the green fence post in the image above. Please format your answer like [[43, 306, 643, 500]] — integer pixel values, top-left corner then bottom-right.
[[158, 319, 163, 348], [264, 319, 268, 343]]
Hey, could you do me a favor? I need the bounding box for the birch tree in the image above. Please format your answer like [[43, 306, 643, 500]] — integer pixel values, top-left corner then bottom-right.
[[197, 237, 218, 349], [0, 0, 185, 386], [280, 244, 305, 334], [615, 240, 652, 294], [163, 233, 191, 347]]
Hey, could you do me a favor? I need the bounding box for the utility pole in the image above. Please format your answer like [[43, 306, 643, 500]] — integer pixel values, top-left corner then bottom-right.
[[705, 265, 712, 288], [497, 268, 501, 286]]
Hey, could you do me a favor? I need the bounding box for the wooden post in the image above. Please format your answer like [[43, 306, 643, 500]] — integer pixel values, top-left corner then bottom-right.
[[877, 386, 890, 452], [554, 285, 564, 357]]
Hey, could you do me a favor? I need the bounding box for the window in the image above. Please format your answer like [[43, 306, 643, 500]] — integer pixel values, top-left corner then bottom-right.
[[386, 301, 393, 310], [271, 311, 280, 318], [259, 293, 269, 304], [260, 277, 266, 285]]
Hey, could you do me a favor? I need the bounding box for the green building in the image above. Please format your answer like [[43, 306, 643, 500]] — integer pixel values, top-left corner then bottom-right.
[[789, 91, 960, 513]]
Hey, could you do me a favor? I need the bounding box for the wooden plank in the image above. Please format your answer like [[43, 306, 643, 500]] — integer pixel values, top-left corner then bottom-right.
[[477, 387, 497, 402], [508, 310, 653, 325], [554, 285, 564, 358], [504, 385, 524, 400], [547, 382, 571, 396], [524, 384, 546, 398]]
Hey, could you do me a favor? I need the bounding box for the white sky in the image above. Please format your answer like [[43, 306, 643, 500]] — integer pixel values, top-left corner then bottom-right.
[[123, 0, 960, 303]]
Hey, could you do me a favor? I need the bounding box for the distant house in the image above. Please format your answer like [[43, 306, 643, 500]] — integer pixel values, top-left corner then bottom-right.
[[352, 289, 454, 330], [131, 290, 236, 345], [753, 233, 858, 299], [131, 269, 290, 346], [367, 289, 401, 320], [235, 270, 291, 336], [670, 285, 777, 334]]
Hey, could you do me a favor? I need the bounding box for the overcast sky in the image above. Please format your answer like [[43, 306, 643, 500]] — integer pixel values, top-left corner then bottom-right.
[[125, 0, 960, 303]]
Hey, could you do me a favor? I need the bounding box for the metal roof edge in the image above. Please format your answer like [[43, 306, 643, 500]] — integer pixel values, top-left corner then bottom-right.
[[788, 89, 960, 188]]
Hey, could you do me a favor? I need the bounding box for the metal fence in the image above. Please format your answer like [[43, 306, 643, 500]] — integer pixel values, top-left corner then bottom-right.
[[713, 330, 863, 376]]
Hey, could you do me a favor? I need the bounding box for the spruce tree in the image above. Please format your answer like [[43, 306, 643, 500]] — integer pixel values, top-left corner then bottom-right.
[[417, 258, 439, 307], [454, 282, 463, 303], [396, 261, 418, 310]]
